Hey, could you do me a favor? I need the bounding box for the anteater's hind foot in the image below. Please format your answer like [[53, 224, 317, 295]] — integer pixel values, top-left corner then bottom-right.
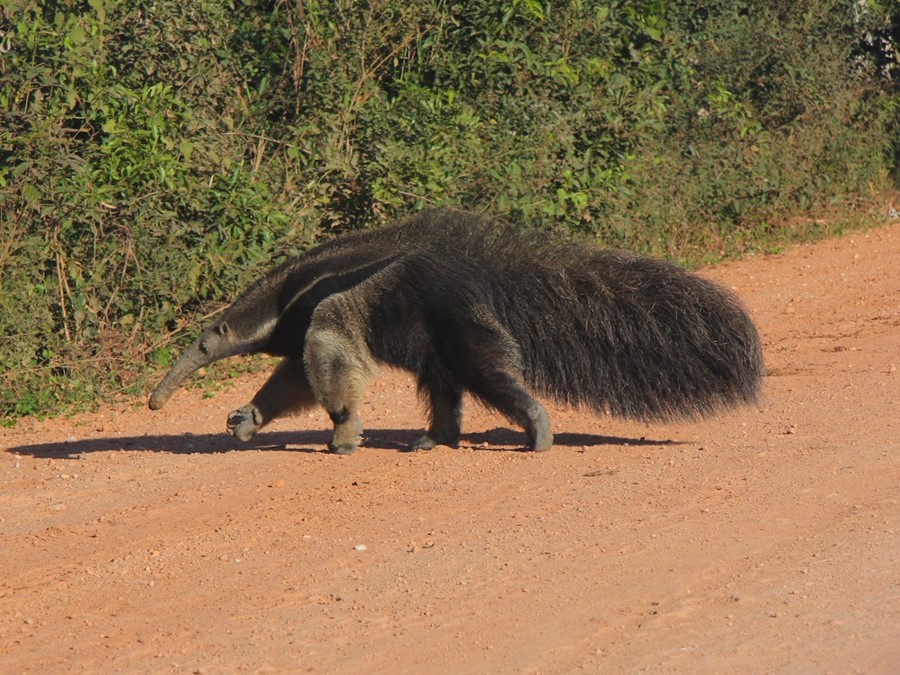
[[470, 369, 554, 452], [407, 428, 461, 452], [525, 401, 553, 452], [406, 381, 462, 452], [404, 358, 468, 452]]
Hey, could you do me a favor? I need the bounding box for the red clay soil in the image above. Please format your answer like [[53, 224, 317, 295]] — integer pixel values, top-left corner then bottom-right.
[[2, 222, 898, 674]]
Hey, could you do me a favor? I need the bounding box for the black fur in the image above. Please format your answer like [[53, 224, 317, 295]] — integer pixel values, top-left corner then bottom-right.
[[150, 209, 763, 453]]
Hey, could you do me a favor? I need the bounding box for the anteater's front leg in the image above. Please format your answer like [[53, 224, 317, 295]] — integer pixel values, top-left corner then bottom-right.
[[305, 329, 369, 454], [304, 298, 375, 455], [227, 357, 317, 441]]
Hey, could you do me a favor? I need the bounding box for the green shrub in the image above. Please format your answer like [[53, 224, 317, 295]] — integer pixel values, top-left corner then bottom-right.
[[0, 0, 896, 419], [0, 0, 308, 418]]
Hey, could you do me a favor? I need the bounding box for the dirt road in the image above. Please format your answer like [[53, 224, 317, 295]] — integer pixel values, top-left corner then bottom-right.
[[2, 222, 898, 673]]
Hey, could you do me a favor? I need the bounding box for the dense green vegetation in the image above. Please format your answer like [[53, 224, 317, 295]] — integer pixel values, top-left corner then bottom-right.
[[1, 0, 897, 419]]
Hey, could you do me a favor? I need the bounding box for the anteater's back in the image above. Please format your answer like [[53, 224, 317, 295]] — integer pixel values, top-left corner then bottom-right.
[[380, 209, 763, 422]]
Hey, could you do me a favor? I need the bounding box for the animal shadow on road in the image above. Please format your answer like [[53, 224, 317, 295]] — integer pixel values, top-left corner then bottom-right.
[[7, 428, 681, 459]]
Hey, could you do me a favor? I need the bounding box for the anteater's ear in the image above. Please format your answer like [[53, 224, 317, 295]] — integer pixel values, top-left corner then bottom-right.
[[217, 321, 231, 338]]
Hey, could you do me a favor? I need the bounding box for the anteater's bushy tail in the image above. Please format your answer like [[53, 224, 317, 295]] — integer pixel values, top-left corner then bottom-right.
[[414, 212, 764, 422], [500, 237, 762, 421]]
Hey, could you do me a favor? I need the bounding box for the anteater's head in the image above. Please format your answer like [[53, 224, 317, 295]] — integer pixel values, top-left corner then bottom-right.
[[149, 272, 283, 411], [148, 321, 242, 410]]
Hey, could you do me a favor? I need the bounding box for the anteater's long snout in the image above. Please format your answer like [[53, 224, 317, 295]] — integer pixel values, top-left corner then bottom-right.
[[148, 342, 213, 410]]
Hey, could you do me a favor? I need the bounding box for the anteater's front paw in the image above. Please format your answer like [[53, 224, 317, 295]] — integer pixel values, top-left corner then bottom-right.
[[227, 404, 263, 442], [327, 441, 358, 455], [326, 418, 363, 455]]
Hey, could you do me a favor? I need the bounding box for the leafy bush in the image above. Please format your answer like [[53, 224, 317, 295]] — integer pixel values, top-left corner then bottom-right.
[[1, 0, 306, 417], [611, 0, 899, 258], [0, 0, 896, 419]]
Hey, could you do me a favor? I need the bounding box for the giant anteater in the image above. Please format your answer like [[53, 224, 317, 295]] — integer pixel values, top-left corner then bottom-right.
[[149, 209, 763, 454]]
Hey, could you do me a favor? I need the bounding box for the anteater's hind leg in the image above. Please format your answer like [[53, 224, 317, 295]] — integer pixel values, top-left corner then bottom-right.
[[409, 365, 463, 451], [457, 318, 553, 452], [471, 371, 553, 451], [226, 357, 318, 442]]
